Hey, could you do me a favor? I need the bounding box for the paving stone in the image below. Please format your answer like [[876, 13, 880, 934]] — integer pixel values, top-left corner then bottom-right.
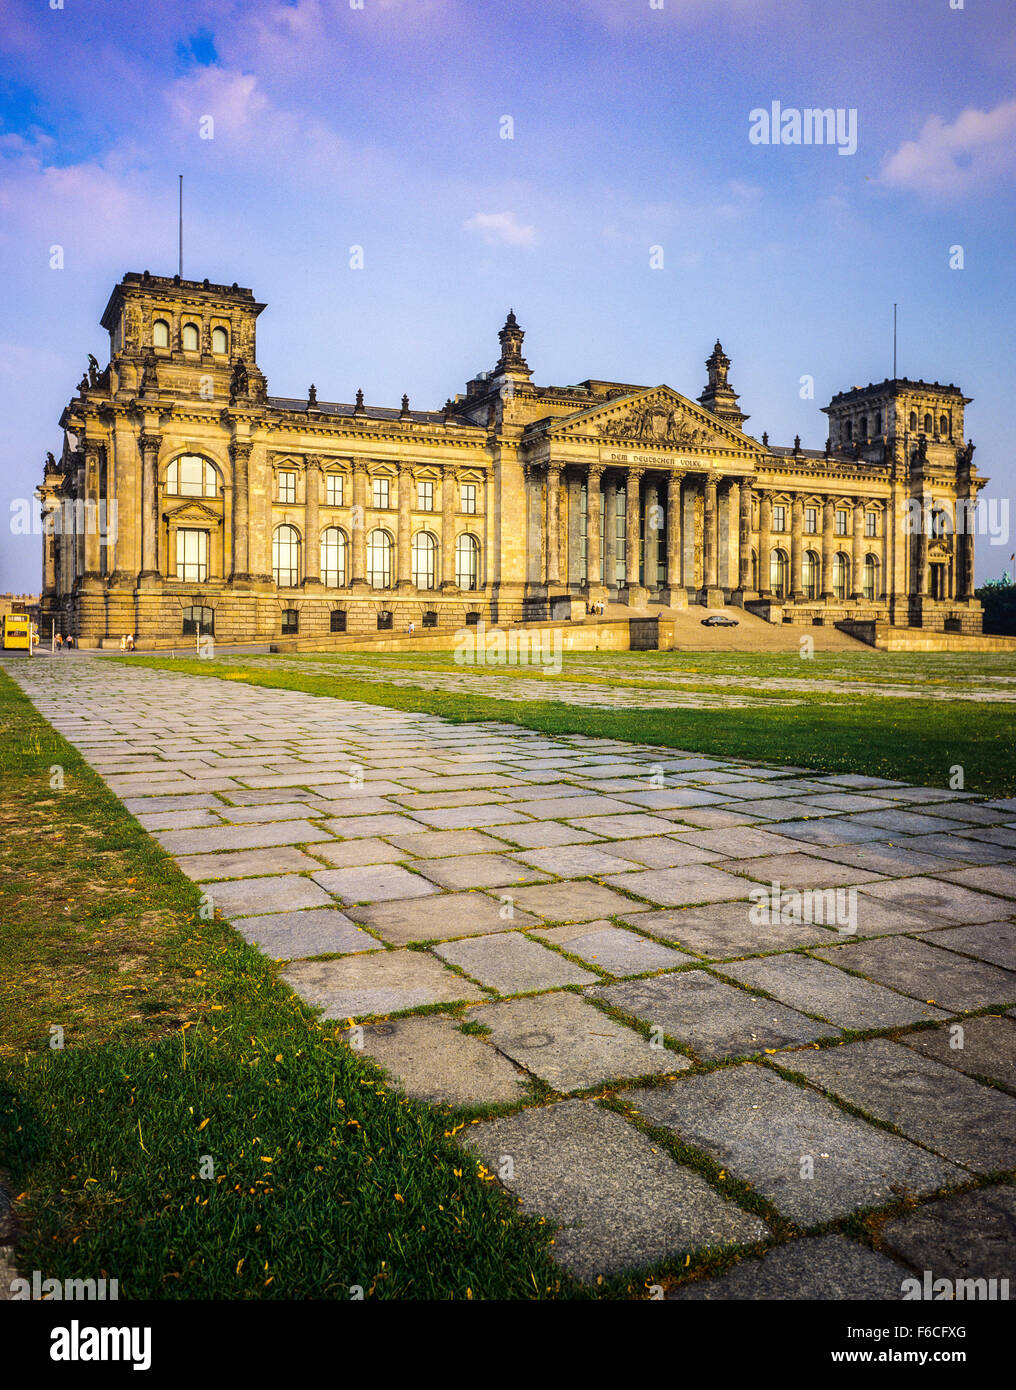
[[727, 853, 887, 889], [601, 836, 724, 868], [677, 827, 811, 859], [227, 787, 334, 806], [668, 1234, 908, 1300], [846, 810, 970, 836], [625, 1065, 961, 1224], [568, 813, 679, 838], [880, 1187, 1016, 1285], [815, 935, 1016, 1012], [355, 1015, 529, 1106], [462, 1099, 768, 1280], [312, 779, 408, 798], [761, 819, 889, 847], [351, 891, 541, 944], [237, 908, 382, 960], [936, 865, 1016, 901], [135, 808, 224, 831], [900, 1015, 1016, 1096], [317, 798, 408, 822], [859, 875, 1009, 924], [513, 844, 640, 877], [156, 819, 332, 855], [434, 932, 599, 993], [512, 794, 643, 819], [895, 834, 1016, 865], [123, 793, 226, 813], [719, 954, 948, 1029], [174, 846, 324, 880], [319, 813, 429, 838], [921, 802, 1012, 825], [385, 828, 520, 858], [666, 808, 763, 829], [619, 902, 837, 957], [602, 864, 750, 908], [214, 801, 323, 823], [412, 853, 549, 890], [506, 879, 647, 923], [402, 806, 531, 830], [533, 921, 690, 976], [785, 1037, 1016, 1173], [484, 821, 603, 850], [962, 826, 1016, 848], [805, 842, 964, 876], [311, 837, 407, 868], [465, 991, 686, 1091], [591, 969, 839, 1059], [311, 864, 441, 904], [283, 948, 486, 1018], [916, 921, 1016, 972], [203, 874, 335, 918]]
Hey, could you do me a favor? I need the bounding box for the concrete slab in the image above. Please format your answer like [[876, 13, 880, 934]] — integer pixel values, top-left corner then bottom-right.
[[533, 921, 690, 976], [282, 948, 487, 1018], [351, 891, 541, 944], [814, 936, 1016, 1012], [719, 954, 948, 1029], [668, 1235, 907, 1300], [237, 908, 382, 960], [355, 1015, 530, 1107], [435, 932, 600, 993]]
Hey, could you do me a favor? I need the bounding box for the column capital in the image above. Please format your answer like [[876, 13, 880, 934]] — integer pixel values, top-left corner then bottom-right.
[[304, 453, 323, 472], [587, 462, 604, 481], [139, 432, 162, 455]]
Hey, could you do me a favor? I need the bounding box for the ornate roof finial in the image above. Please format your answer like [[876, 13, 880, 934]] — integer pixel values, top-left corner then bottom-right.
[[400, 393, 410, 418], [353, 388, 365, 415], [793, 434, 801, 453], [699, 340, 747, 428], [496, 309, 530, 376], [307, 383, 318, 408]]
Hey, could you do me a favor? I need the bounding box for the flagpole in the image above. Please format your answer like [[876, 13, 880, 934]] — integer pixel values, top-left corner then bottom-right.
[[178, 174, 183, 278]]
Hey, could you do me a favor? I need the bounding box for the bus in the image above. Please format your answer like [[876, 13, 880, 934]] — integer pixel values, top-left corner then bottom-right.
[[1, 614, 36, 652]]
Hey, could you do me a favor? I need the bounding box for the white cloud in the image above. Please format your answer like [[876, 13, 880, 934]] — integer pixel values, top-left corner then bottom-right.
[[880, 98, 1016, 198], [463, 210, 537, 248]]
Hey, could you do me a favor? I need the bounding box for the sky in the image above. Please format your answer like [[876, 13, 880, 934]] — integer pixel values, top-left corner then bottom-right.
[[1, 0, 1014, 590]]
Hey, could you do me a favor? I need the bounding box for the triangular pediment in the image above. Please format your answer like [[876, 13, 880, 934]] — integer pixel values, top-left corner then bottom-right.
[[162, 499, 222, 524], [539, 385, 759, 452]]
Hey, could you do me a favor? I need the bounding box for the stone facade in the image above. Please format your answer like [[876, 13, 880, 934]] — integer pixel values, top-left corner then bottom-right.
[[37, 272, 986, 645]]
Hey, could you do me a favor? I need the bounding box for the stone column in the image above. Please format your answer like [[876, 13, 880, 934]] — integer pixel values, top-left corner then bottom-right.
[[351, 461, 368, 588], [850, 498, 865, 600], [666, 472, 683, 592], [702, 473, 718, 591], [82, 445, 101, 579], [758, 489, 772, 596], [441, 464, 457, 589], [958, 489, 975, 599], [396, 461, 413, 588], [724, 479, 740, 591], [644, 478, 660, 589], [914, 493, 929, 597], [138, 432, 161, 580], [545, 463, 561, 586], [229, 442, 251, 580], [624, 468, 643, 589], [820, 497, 835, 599], [303, 455, 322, 584], [738, 481, 752, 591], [586, 465, 603, 589], [603, 477, 618, 588], [790, 494, 804, 600]]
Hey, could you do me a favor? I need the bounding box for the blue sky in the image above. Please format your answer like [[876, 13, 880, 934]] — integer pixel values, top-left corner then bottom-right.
[[2, 0, 1014, 590]]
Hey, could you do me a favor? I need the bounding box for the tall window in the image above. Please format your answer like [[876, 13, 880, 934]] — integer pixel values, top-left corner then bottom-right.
[[909, 411, 918, 431], [182, 604, 214, 635], [873, 412, 882, 435], [924, 414, 933, 434], [858, 416, 867, 438], [176, 529, 208, 582], [940, 414, 949, 435], [844, 420, 853, 442], [417, 480, 434, 511], [367, 529, 393, 588], [865, 511, 877, 538], [835, 508, 848, 536], [166, 455, 218, 498], [460, 483, 477, 514], [832, 552, 848, 600], [804, 506, 817, 534], [614, 486, 626, 585], [412, 531, 437, 589], [152, 319, 170, 348], [863, 554, 877, 601], [278, 470, 297, 504], [772, 505, 786, 532], [320, 527, 347, 587], [273, 524, 301, 587], [182, 322, 200, 351], [330, 609, 347, 633], [325, 473, 344, 506], [455, 533, 480, 590], [802, 550, 819, 600], [211, 326, 228, 355], [372, 477, 390, 509], [281, 609, 299, 635], [770, 548, 788, 599]]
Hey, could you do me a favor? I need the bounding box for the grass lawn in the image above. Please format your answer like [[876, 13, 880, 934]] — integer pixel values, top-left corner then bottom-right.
[[118, 651, 1016, 797], [0, 668, 567, 1299]]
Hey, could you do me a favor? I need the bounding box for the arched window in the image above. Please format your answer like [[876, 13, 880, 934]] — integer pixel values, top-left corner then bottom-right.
[[182, 605, 214, 635], [939, 414, 949, 436], [844, 419, 853, 442], [411, 530, 438, 589], [367, 529, 393, 589], [166, 455, 218, 498], [182, 322, 200, 351], [320, 527, 347, 587], [152, 319, 170, 349], [863, 554, 878, 601], [802, 550, 819, 600], [924, 413, 933, 434], [455, 533, 480, 590], [873, 412, 882, 435], [273, 524, 301, 588], [858, 415, 867, 439], [909, 411, 917, 431], [770, 548, 788, 599], [211, 326, 228, 355], [832, 552, 849, 600]]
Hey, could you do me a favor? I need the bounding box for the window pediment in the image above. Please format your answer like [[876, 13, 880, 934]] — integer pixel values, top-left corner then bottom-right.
[[163, 499, 221, 524]]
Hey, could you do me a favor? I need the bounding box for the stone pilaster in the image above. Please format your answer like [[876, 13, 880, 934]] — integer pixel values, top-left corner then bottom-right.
[[229, 441, 252, 581], [304, 455, 322, 584], [850, 498, 865, 600], [586, 464, 603, 591], [790, 494, 804, 600], [738, 481, 752, 592], [644, 478, 660, 589], [82, 445, 102, 581], [603, 477, 618, 589], [820, 497, 836, 599], [758, 489, 772, 597], [702, 473, 718, 592], [138, 432, 161, 582], [441, 463, 458, 590], [351, 460, 368, 589], [623, 467, 645, 604], [396, 460, 413, 589], [666, 471, 683, 597], [545, 462, 561, 586]]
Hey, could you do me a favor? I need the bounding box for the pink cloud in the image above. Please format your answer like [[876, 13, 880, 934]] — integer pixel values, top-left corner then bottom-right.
[[880, 98, 1016, 198]]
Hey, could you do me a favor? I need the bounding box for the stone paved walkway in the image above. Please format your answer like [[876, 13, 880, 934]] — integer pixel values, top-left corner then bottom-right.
[[10, 659, 1016, 1297]]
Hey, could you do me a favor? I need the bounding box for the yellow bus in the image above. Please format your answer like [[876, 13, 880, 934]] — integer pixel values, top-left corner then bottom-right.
[[2, 614, 33, 651]]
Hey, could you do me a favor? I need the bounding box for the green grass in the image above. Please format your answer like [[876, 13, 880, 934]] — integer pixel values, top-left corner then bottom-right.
[[118, 652, 1016, 797], [0, 668, 568, 1299]]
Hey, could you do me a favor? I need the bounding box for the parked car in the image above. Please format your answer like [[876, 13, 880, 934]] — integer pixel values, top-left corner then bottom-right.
[[701, 614, 739, 627]]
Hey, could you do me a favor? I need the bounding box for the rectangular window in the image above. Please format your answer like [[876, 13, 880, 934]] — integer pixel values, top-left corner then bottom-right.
[[835, 509, 848, 536], [281, 608, 299, 635], [804, 507, 817, 534], [372, 477, 390, 509], [325, 474, 344, 506], [865, 511, 877, 537], [176, 529, 208, 582], [773, 505, 786, 532], [461, 483, 477, 514], [278, 470, 297, 504], [417, 480, 434, 511]]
